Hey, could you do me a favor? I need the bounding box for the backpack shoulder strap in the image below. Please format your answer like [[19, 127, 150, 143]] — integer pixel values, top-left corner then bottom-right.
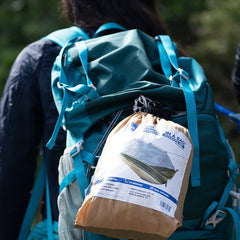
[[42, 26, 90, 47], [18, 157, 46, 240], [18, 155, 58, 240]]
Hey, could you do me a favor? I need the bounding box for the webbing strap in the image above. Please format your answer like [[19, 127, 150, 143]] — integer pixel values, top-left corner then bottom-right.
[[200, 155, 239, 237], [46, 88, 69, 150], [70, 139, 90, 198], [93, 22, 126, 38], [18, 156, 55, 240], [156, 35, 200, 186], [224, 207, 240, 240], [156, 38, 172, 79], [46, 35, 77, 150], [59, 150, 96, 194], [59, 169, 77, 194], [75, 41, 94, 87], [215, 115, 239, 208], [156, 39, 179, 87], [201, 202, 240, 239], [159, 36, 179, 68], [72, 153, 89, 198], [180, 76, 200, 186], [218, 158, 238, 209], [18, 159, 45, 240], [75, 41, 99, 99], [46, 171, 53, 240], [200, 201, 219, 228]]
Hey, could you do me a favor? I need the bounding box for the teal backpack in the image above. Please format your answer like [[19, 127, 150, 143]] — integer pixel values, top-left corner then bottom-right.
[[19, 23, 240, 240]]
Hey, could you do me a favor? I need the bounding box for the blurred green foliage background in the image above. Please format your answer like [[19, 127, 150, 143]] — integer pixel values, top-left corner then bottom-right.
[[0, 0, 240, 160]]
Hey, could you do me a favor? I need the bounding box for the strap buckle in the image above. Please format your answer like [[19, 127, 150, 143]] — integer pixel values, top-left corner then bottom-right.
[[169, 68, 189, 84], [70, 139, 84, 158], [177, 68, 189, 80], [205, 210, 226, 228]]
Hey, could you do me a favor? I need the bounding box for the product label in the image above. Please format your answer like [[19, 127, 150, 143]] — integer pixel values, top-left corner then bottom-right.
[[88, 120, 192, 217]]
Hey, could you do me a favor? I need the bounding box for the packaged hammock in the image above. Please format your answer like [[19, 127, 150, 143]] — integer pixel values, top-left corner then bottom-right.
[[75, 112, 193, 240]]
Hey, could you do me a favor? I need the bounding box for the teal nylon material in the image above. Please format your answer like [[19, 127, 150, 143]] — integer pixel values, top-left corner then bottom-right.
[[168, 230, 224, 240], [75, 41, 97, 89], [48, 27, 238, 239], [43, 26, 89, 47], [51, 28, 228, 211], [46, 27, 100, 150], [65, 102, 92, 146], [85, 232, 114, 240]]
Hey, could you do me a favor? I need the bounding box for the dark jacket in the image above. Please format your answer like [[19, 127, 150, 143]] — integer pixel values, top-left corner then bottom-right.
[[0, 38, 66, 240], [232, 42, 240, 104]]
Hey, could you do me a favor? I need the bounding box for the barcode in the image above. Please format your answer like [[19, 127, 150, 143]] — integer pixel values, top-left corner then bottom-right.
[[160, 201, 172, 213]]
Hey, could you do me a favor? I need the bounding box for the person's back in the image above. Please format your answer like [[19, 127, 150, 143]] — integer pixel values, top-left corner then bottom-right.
[[0, 1, 169, 239]]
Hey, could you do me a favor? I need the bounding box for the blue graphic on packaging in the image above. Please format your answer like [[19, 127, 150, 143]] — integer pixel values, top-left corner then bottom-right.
[[95, 177, 178, 204], [130, 122, 138, 131], [123, 122, 138, 132], [143, 125, 159, 136], [162, 131, 185, 149]]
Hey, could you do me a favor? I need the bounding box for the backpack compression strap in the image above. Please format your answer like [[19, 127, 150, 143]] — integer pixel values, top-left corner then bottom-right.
[[156, 35, 200, 187]]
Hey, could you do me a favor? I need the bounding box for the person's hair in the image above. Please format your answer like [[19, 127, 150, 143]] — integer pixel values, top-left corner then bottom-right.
[[61, 0, 169, 36]]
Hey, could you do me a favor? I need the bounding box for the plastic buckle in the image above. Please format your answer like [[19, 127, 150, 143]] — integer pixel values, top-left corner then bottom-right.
[[84, 84, 98, 101], [89, 84, 97, 92], [57, 81, 63, 89], [205, 210, 226, 228], [230, 190, 240, 200], [177, 68, 189, 80], [70, 139, 84, 158]]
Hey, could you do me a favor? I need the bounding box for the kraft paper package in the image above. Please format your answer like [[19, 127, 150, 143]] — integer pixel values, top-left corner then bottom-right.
[[75, 112, 193, 240]]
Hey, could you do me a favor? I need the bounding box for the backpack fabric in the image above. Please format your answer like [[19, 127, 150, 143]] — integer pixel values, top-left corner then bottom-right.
[[43, 23, 240, 239]]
